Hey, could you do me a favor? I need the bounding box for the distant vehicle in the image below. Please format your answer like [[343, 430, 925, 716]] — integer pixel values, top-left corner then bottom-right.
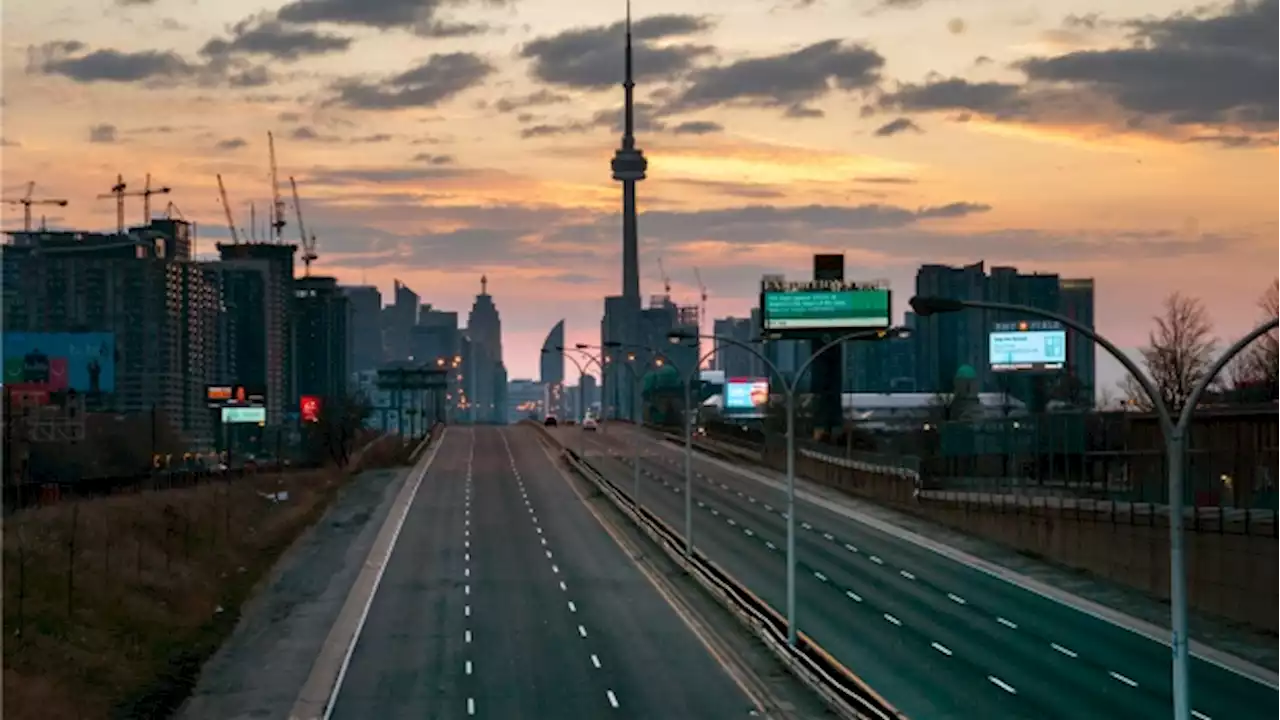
[[544, 415, 558, 427], [582, 417, 598, 432]]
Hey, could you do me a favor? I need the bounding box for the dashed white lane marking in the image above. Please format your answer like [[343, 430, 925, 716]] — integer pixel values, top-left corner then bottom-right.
[[726, 518, 737, 526], [765, 541, 777, 551], [545, 549, 553, 559], [813, 571, 829, 582], [541, 537, 548, 546], [870, 555, 884, 565], [900, 570, 916, 580], [801, 522, 813, 530], [466, 660, 473, 675], [947, 593, 966, 605], [1109, 671, 1139, 688], [464, 540, 469, 549], [591, 654, 602, 669], [559, 581, 567, 591], [989, 676, 1017, 694], [465, 585, 470, 595], [844, 543, 858, 553], [552, 564, 560, 574], [1192, 711, 1212, 720], [1051, 643, 1078, 658], [932, 642, 953, 656], [997, 617, 1018, 629], [823, 532, 835, 541], [465, 629, 472, 643], [883, 613, 902, 626], [465, 552, 470, 562], [468, 697, 476, 715], [578, 625, 588, 638], [568, 601, 577, 613], [464, 567, 470, 577], [743, 528, 754, 536], [846, 590, 863, 602], [465, 605, 471, 617], [606, 690, 620, 709]]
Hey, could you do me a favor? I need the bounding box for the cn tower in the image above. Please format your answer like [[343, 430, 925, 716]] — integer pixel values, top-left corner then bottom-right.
[[611, 0, 647, 306]]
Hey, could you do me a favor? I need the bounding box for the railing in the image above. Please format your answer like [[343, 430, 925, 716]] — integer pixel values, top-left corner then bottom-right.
[[526, 421, 905, 720]]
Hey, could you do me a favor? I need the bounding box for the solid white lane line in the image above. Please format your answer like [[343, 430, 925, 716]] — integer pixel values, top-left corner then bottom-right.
[[466, 660, 472, 675], [845, 590, 863, 602], [1051, 643, 1078, 658], [900, 570, 916, 580], [578, 625, 588, 638], [884, 614, 902, 626], [997, 617, 1018, 629], [568, 601, 577, 613], [468, 697, 475, 715], [932, 642, 953, 656], [947, 593, 966, 605], [591, 654, 601, 669], [606, 690, 620, 709], [989, 676, 1017, 694], [1109, 671, 1139, 688]]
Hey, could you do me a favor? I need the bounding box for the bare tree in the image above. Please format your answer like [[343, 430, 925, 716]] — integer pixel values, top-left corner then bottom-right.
[[1122, 292, 1218, 413], [1225, 279, 1279, 400]]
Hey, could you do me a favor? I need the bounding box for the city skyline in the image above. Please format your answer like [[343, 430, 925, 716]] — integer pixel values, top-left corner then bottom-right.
[[3, 0, 1275, 387]]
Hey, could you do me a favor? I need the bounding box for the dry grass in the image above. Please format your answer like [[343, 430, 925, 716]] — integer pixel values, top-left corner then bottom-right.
[[2, 467, 351, 720]]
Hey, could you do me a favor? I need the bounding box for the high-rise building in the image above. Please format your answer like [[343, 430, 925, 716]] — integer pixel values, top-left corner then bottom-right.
[[178, 262, 223, 445], [413, 306, 460, 366], [216, 242, 297, 425], [466, 276, 505, 423], [712, 316, 763, 378], [383, 279, 419, 362], [294, 275, 350, 403], [1059, 279, 1097, 399], [343, 285, 383, 376], [540, 320, 565, 417]]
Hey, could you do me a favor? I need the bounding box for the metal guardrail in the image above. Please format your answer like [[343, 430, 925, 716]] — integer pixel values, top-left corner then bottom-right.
[[528, 422, 905, 720]]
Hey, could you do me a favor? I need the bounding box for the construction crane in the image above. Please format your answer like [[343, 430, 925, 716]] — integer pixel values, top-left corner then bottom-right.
[[693, 266, 708, 331], [216, 174, 240, 244], [96, 173, 171, 233], [3, 182, 68, 232], [268, 131, 287, 242], [289, 176, 318, 275], [656, 256, 672, 297]]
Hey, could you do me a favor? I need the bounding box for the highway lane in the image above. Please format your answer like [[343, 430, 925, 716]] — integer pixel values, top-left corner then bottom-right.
[[559, 425, 1276, 720], [331, 426, 760, 719]]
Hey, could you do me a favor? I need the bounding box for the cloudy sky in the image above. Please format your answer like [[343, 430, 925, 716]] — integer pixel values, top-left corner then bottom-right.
[[2, 0, 1276, 385]]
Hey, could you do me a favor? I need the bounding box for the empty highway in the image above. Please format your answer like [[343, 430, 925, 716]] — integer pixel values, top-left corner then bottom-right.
[[328, 425, 760, 719], [554, 424, 1277, 720]]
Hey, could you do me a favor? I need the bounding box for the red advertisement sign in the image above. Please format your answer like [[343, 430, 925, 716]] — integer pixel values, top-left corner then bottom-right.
[[300, 395, 322, 423]]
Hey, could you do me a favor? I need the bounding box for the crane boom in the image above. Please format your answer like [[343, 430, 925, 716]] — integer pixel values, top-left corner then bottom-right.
[[657, 256, 671, 296], [290, 176, 318, 275], [268, 131, 286, 242], [216, 174, 240, 244], [693, 266, 707, 330], [3, 181, 68, 231]]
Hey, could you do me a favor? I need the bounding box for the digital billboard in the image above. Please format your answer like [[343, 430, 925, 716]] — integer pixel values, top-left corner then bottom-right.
[[221, 406, 266, 424], [761, 289, 890, 332], [989, 329, 1067, 372], [300, 395, 322, 423], [205, 384, 266, 408], [3, 332, 116, 393], [725, 378, 770, 411]]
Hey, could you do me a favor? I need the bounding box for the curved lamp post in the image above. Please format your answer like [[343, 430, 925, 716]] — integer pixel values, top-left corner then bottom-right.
[[582, 342, 669, 510], [670, 326, 909, 646], [543, 346, 589, 457], [909, 295, 1278, 720], [567, 345, 609, 426]]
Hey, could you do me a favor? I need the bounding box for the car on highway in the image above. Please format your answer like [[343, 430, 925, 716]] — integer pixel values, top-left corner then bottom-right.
[[544, 414, 558, 427], [582, 417, 598, 432]]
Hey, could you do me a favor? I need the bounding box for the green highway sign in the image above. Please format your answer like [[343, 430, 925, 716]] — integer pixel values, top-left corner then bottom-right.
[[762, 289, 891, 331]]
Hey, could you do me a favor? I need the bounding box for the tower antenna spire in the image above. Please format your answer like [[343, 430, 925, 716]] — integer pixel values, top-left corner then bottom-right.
[[622, 0, 635, 150]]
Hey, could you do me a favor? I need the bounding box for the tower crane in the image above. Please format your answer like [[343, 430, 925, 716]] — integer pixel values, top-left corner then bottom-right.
[[3, 182, 68, 231], [267, 131, 287, 242], [656, 256, 672, 298], [216, 174, 240, 244], [96, 173, 171, 233], [693, 266, 708, 331], [289, 176, 318, 275]]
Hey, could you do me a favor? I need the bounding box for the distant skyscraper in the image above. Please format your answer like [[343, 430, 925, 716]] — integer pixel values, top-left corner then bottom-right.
[[413, 306, 460, 366], [217, 241, 297, 425], [343, 285, 383, 375], [1059, 278, 1097, 399], [712, 317, 762, 378], [466, 276, 505, 423], [540, 320, 565, 416], [294, 276, 350, 402], [384, 279, 419, 362]]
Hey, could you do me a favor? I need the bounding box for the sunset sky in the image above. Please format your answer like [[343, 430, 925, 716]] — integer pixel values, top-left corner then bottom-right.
[[2, 0, 1276, 387]]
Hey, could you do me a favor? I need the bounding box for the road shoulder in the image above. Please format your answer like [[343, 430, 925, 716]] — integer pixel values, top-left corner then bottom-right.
[[174, 464, 414, 720]]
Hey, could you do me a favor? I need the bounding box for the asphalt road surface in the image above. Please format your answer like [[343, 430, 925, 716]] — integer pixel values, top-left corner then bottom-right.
[[329, 425, 760, 719], [556, 424, 1277, 720]]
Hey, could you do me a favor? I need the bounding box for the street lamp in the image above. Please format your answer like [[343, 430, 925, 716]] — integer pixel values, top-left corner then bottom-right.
[[594, 341, 670, 512], [909, 295, 1278, 720], [544, 347, 589, 457], [670, 326, 909, 646]]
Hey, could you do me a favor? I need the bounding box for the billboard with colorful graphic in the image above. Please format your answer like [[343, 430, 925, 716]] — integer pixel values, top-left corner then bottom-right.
[[300, 395, 322, 423], [3, 332, 116, 393]]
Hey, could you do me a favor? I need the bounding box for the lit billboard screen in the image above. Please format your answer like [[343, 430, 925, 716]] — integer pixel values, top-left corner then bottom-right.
[[3, 332, 116, 393], [221, 406, 266, 424], [762, 289, 890, 332], [724, 378, 770, 410], [989, 329, 1067, 372]]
